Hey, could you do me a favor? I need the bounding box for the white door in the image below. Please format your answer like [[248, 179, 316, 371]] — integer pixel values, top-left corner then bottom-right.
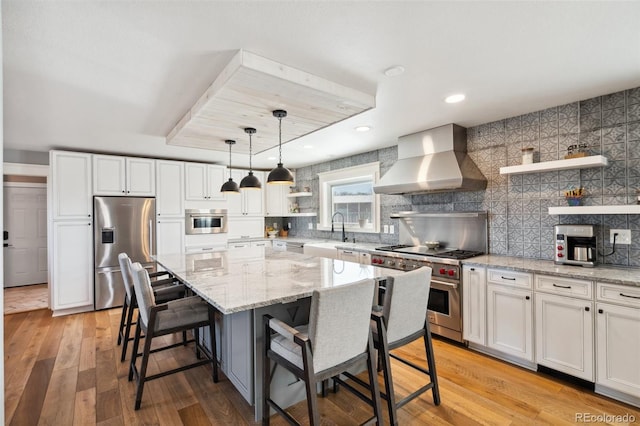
[[487, 284, 534, 361], [3, 186, 48, 287]]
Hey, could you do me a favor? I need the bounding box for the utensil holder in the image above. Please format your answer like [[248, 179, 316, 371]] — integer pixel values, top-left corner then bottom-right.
[[566, 197, 583, 206]]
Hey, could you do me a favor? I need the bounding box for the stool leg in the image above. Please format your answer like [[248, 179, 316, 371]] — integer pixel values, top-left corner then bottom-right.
[[117, 296, 129, 346], [129, 320, 142, 382], [209, 308, 218, 383], [366, 334, 384, 426], [262, 317, 271, 425], [121, 299, 136, 362], [135, 325, 154, 410], [424, 322, 441, 406]]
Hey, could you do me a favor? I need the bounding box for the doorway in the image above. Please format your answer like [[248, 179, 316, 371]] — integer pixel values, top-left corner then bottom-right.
[[3, 181, 49, 313]]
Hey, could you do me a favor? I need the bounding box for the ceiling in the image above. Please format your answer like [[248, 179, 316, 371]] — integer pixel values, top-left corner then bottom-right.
[[3, 1, 640, 170]]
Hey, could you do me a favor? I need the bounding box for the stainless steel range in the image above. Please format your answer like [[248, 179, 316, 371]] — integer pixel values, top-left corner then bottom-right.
[[373, 212, 488, 342]]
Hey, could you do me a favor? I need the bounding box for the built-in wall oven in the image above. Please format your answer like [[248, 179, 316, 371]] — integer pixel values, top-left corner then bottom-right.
[[185, 209, 228, 235]]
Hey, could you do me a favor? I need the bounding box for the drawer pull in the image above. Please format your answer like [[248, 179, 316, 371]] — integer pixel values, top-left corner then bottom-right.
[[343, 251, 354, 254], [620, 292, 640, 300], [501, 276, 516, 281], [552, 283, 572, 289]]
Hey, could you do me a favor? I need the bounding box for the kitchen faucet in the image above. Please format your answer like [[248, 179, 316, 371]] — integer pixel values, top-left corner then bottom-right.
[[331, 212, 348, 242]]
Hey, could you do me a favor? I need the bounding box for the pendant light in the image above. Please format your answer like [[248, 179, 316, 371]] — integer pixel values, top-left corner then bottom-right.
[[240, 127, 261, 189], [220, 139, 240, 193], [267, 109, 294, 185]]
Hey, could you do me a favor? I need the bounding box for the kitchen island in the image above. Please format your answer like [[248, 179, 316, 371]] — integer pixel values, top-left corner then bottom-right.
[[154, 247, 403, 420]]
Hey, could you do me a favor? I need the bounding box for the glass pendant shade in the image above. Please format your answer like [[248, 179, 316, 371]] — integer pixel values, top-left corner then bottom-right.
[[240, 127, 262, 189], [220, 139, 240, 193], [267, 109, 294, 185]]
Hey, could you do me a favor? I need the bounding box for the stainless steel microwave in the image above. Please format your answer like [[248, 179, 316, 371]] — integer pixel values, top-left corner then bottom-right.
[[185, 209, 228, 235]]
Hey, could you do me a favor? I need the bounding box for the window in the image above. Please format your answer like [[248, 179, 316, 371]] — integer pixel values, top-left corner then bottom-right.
[[318, 162, 380, 233]]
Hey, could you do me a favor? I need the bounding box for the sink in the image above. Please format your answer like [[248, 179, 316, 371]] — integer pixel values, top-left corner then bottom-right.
[[303, 242, 340, 259]]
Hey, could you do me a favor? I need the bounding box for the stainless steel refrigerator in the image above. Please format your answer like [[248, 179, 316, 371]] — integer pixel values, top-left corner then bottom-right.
[[94, 196, 156, 310]]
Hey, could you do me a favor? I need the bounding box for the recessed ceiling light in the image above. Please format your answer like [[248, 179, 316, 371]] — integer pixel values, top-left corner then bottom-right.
[[355, 126, 371, 132], [304, 145, 313, 149], [384, 65, 405, 77], [445, 93, 466, 103], [267, 156, 276, 161]]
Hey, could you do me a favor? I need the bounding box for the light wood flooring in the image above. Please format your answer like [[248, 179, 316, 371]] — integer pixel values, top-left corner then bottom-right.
[[4, 307, 640, 425], [4, 283, 48, 315]]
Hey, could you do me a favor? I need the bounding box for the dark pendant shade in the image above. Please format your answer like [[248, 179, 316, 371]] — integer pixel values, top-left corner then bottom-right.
[[240, 171, 262, 189], [267, 163, 294, 184], [268, 109, 294, 185], [221, 177, 239, 193], [220, 139, 240, 193]]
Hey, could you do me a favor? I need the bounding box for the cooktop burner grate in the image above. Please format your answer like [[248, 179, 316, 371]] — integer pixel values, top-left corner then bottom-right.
[[375, 245, 483, 260]]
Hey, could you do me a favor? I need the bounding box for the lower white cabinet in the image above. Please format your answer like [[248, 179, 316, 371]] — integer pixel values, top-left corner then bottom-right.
[[462, 265, 486, 345], [51, 221, 94, 311], [487, 282, 534, 362], [596, 282, 640, 400], [535, 292, 594, 381], [156, 218, 185, 255]]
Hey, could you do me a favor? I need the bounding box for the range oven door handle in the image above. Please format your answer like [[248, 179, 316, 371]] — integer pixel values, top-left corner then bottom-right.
[[431, 279, 458, 290]]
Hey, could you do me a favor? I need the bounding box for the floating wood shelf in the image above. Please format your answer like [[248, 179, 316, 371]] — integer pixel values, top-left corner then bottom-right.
[[548, 205, 640, 215], [500, 155, 608, 175]]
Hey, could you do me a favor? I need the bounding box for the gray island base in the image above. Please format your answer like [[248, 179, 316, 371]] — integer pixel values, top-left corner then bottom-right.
[[154, 248, 403, 421]]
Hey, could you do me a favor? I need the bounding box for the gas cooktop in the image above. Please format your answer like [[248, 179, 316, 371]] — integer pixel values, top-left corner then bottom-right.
[[375, 245, 483, 260]]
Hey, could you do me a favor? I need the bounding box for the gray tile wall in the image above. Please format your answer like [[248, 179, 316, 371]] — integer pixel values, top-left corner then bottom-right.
[[288, 86, 640, 266]]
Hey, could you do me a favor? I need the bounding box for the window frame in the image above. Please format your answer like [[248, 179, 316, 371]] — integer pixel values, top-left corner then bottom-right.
[[317, 162, 380, 234]]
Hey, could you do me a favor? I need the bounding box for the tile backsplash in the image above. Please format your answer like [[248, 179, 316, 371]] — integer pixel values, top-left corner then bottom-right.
[[290, 86, 640, 267]]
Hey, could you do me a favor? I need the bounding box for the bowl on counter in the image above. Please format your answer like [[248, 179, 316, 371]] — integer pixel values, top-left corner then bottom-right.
[[424, 241, 440, 249], [267, 230, 278, 238]]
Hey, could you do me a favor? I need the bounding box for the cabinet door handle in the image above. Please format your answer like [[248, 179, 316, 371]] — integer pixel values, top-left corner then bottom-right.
[[620, 292, 640, 300], [525, 295, 530, 300], [501, 276, 516, 281], [598, 309, 604, 314], [553, 283, 571, 289], [470, 267, 475, 271], [585, 306, 590, 312]]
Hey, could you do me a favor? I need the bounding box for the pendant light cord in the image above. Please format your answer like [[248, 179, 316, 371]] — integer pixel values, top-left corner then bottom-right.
[[228, 143, 232, 178], [278, 115, 283, 163], [249, 133, 253, 171]]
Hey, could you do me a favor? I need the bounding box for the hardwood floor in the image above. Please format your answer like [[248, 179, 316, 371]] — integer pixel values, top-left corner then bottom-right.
[[4, 283, 48, 315], [4, 307, 640, 425]]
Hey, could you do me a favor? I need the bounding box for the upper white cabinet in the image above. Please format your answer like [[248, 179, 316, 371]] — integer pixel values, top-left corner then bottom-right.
[[227, 170, 264, 216], [462, 265, 487, 345], [156, 160, 185, 217], [185, 162, 226, 201], [93, 155, 155, 196], [265, 184, 290, 217], [50, 151, 93, 220]]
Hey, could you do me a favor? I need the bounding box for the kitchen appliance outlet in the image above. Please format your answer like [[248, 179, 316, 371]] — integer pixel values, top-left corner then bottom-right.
[[610, 229, 631, 244]]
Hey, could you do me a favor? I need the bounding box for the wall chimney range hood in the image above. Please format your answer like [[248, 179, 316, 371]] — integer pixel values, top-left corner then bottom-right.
[[373, 124, 487, 195]]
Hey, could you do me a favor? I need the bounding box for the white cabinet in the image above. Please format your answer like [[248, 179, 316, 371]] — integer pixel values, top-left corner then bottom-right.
[[227, 170, 264, 216], [185, 162, 226, 201], [156, 218, 185, 255], [462, 265, 486, 345], [596, 282, 640, 400], [50, 151, 93, 220], [486, 268, 534, 362], [156, 160, 184, 217], [93, 155, 155, 196], [337, 249, 371, 265], [535, 292, 594, 381], [227, 217, 265, 240], [265, 183, 290, 217], [51, 221, 94, 311]]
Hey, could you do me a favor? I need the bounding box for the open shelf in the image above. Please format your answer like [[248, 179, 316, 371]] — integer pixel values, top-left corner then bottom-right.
[[500, 155, 608, 175], [284, 212, 317, 217], [548, 205, 640, 215], [287, 192, 313, 197]]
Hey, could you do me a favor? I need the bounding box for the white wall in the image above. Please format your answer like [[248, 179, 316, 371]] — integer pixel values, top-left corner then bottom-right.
[[1, 1, 6, 419]]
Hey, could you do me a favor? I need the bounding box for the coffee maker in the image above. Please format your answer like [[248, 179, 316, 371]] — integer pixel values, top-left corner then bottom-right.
[[554, 224, 597, 267]]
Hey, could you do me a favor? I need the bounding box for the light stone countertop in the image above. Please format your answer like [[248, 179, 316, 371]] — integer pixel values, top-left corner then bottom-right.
[[154, 248, 404, 314], [462, 255, 640, 287]]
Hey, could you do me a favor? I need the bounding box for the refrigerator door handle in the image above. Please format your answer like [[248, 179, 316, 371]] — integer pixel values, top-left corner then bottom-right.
[[149, 220, 154, 256]]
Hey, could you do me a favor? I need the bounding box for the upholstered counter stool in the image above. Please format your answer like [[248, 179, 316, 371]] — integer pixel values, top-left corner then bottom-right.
[[128, 262, 218, 410], [117, 253, 186, 361], [263, 278, 383, 426], [345, 266, 440, 425]]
